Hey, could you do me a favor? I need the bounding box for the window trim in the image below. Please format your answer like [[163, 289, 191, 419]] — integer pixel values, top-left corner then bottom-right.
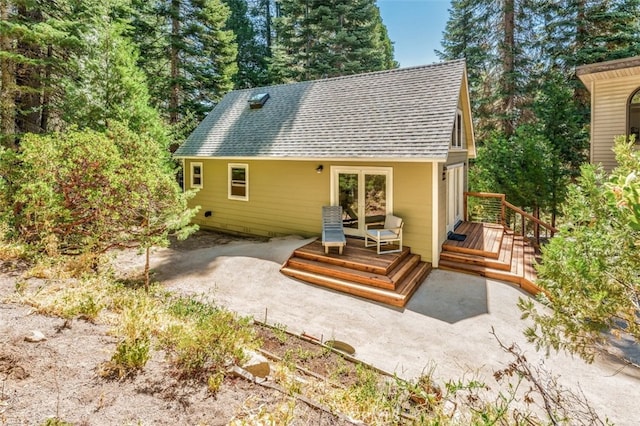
[[628, 87, 640, 143], [228, 163, 249, 201], [190, 162, 203, 189], [451, 109, 464, 149]]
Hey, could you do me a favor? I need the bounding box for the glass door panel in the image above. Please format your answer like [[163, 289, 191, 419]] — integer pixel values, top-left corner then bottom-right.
[[364, 173, 387, 225], [338, 172, 359, 230], [333, 167, 392, 236]]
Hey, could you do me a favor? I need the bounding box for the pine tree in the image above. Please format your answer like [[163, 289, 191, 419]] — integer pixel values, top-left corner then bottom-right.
[[0, 0, 94, 146], [62, 3, 169, 146], [224, 0, 270, 88], [438, 0, 502, 138], [270, 0, 396, 83], [129, 0, 238, 125]]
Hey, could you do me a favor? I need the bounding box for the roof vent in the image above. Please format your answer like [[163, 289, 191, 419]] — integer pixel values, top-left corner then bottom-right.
[[249, 93, 269, 109]]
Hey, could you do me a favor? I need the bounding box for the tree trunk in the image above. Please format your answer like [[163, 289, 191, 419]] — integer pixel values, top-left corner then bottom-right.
[[573, 0, 589, 105], [265, 0, 271, 51], [144, 245, 150, 292], [501, 0, 515, 138], [169, 0, 180, 124], [40, 44, 52, 132], [0, 0, 17, 147], [15, 5, 44, 135]]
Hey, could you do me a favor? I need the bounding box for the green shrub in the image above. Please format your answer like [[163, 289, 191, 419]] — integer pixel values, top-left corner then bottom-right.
[[161, 297, 257, 390]]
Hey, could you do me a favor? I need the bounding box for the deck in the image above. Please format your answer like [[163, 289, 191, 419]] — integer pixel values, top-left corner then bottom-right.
[[440, 222, 541, 295], [281, 237, 432, 307]]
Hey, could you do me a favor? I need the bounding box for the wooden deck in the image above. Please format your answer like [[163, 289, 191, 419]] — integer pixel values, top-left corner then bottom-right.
[[281, 238, 432, 307], [440, 222, 542, 295]]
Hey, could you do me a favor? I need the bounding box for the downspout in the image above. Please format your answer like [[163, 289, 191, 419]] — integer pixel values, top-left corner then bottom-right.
[[181, 159, 186, 191], [432, 163, 440, 268]]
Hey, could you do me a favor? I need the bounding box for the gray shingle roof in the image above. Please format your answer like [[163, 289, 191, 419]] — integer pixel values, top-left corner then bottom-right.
[[174, 60, 467, 161]]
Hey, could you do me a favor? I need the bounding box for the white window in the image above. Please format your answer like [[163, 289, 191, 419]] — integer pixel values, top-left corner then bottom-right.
[[190, 162, 203, 188], [228, 163, 248, 201], [452, 109, 464, 149]]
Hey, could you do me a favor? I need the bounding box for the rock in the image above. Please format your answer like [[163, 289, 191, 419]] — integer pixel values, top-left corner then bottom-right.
[[227, 365, 255, 382], [241, 350, 270, 378], [25, 330, 46, 343]]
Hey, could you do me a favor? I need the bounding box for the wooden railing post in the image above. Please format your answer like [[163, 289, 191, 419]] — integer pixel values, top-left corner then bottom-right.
[[463, 192, 468, 221], [500, 194, 506, 228]]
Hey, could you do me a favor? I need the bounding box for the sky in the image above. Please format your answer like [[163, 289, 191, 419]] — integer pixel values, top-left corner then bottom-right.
[[378, 0, 451, 68]]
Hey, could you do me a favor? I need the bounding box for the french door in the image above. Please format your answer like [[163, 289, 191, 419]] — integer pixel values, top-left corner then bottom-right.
[[446, 164, 464, 233], [331, 167, 393, 236]]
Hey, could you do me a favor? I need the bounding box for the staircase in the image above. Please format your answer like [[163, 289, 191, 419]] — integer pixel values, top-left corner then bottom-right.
[[438, 222, 541, 295], [281, 238, 432, 307]]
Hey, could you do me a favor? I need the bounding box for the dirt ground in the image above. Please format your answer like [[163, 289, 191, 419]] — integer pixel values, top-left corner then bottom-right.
[[0, 232, 357, 426]]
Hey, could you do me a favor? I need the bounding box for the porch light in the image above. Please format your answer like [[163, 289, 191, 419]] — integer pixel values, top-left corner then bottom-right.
[[442, 165, 447, 181], [316, 165, 324, 173]]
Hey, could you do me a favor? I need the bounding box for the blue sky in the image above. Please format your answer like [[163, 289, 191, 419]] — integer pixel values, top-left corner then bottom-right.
[[378, 0, 451, 68]]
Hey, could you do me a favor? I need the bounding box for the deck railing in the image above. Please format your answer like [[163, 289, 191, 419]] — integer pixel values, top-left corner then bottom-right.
[[464, 192, 558, 245]]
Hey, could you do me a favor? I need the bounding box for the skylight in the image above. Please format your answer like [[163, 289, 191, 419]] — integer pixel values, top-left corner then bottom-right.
[[248, 93, 269, 109]]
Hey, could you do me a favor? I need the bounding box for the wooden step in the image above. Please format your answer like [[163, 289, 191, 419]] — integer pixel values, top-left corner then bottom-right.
[[285, 257, 396, 290], [291, 239, 409, 275], [281, 261, 432, 308], [395, 261, 433, 299], [438, 258, 522, 286], [439, 234, 544, 296], [442, 222, 504, 259], [440, 232, 514, 271], [280, 237, 431, 307]]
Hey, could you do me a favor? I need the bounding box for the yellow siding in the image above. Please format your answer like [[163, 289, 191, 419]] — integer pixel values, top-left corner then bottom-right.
[[184, 159, 436, 261], [392, 162, 434, 261], [591, 75, 640, 171]]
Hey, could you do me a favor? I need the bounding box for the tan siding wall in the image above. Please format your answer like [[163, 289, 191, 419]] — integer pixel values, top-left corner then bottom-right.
[[184, 160, 436, 261], [592, 75, 640, 171]]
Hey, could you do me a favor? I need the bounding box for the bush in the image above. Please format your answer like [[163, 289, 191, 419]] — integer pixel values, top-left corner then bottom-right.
[[161, 298, 257, 389]]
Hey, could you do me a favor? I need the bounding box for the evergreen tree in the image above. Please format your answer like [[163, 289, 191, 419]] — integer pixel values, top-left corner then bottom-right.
[[62, 3, 169, 146], [224, 0, 270, 88], [128, 0, 237, 125], [0, 0, 95, 146], [437, 0, 502, 139], [270, 0, 396, 83]]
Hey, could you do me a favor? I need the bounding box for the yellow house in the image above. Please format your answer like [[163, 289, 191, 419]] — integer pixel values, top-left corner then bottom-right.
[[577, 56, 640, 171], [174, 60, 476, 267]]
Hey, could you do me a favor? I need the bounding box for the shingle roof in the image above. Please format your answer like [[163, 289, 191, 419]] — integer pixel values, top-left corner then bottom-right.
[[174, 60, 467, 161]]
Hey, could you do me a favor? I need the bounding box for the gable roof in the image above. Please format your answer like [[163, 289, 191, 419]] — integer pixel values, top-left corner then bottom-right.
[[174, 59, 471, 161]]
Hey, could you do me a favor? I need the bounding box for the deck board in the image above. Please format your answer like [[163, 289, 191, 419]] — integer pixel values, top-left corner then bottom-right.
[[440, 221, 542, 296], [281, 237, 431, 307], [443, 222, 504, 259]]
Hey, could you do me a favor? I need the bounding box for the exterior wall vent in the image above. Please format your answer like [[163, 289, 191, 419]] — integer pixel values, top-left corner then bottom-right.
[[249, 93, 269, 109]]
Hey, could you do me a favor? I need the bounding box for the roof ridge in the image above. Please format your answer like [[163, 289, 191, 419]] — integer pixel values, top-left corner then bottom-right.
[[235, 59, 466, 93]]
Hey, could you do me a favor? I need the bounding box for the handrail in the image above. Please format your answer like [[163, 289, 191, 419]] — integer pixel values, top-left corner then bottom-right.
[[503, 201, 558, 234], [464, 191, 557, 237]]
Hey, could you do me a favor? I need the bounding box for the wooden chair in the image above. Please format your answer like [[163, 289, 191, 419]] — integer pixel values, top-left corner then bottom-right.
[[321, 206, 347, 254], [365, 214, 403, 254]]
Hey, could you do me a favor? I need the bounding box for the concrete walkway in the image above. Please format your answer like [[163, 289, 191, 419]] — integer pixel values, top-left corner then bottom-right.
[[128, 235, 638, 425]]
